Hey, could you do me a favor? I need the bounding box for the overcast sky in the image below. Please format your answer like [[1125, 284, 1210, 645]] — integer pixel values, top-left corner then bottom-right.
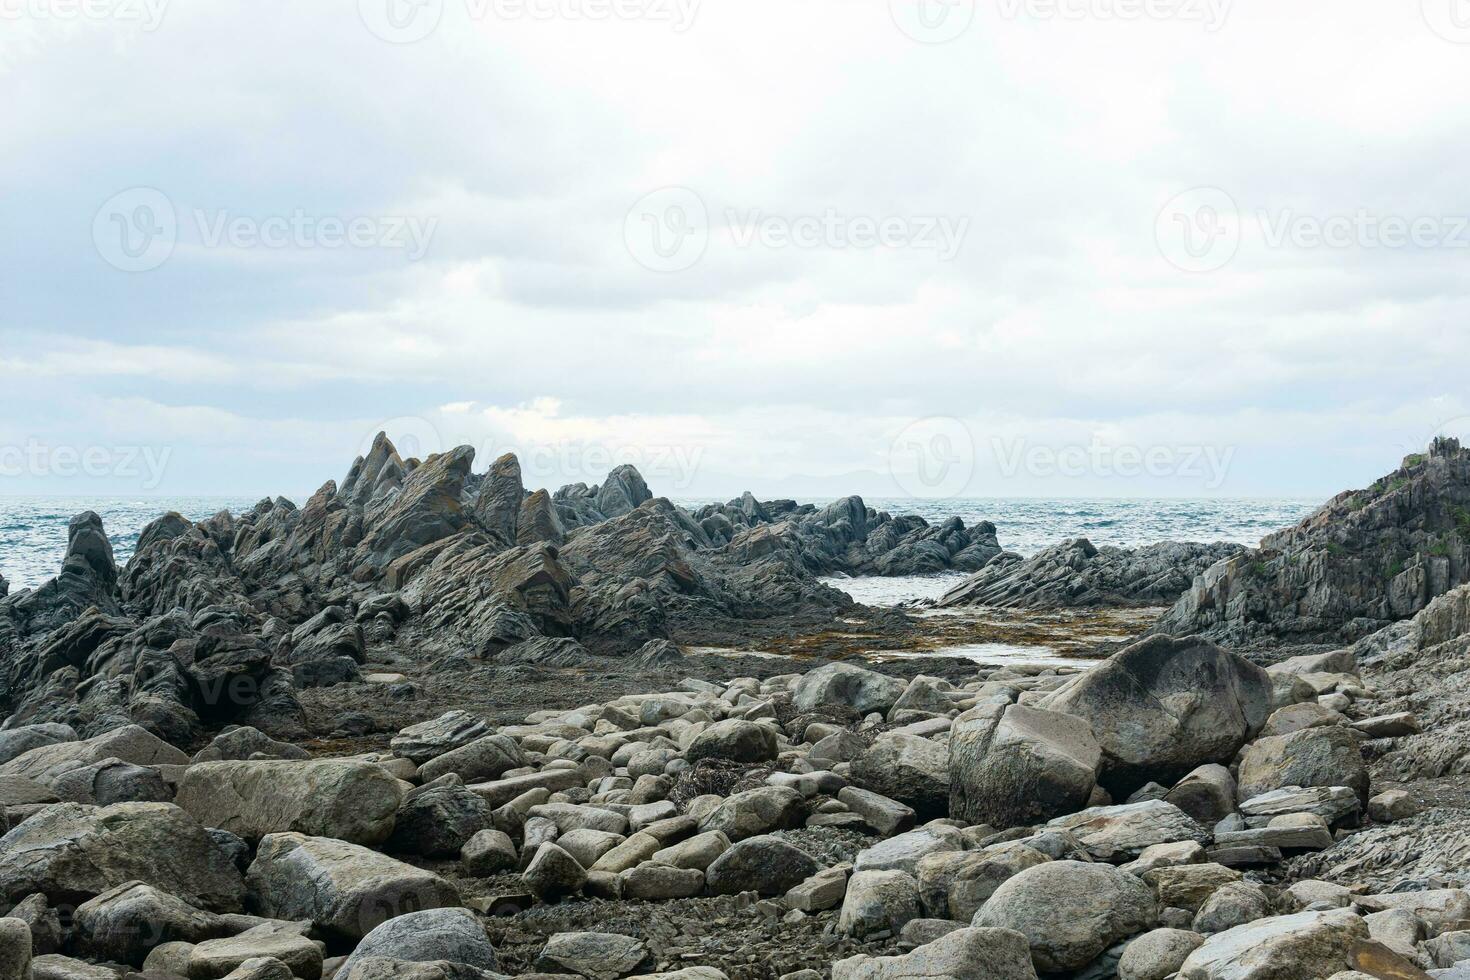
[[0, 0, 1466, 502]]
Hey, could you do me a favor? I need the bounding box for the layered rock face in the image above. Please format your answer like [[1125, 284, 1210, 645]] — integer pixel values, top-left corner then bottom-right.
[[1157, 437, 1470, 644], [0, 434, 1010, 745], [938, 538, 1244, 610]]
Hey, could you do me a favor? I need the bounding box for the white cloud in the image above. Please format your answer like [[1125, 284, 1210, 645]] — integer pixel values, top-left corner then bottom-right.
[[0, 0, 1465, 498]]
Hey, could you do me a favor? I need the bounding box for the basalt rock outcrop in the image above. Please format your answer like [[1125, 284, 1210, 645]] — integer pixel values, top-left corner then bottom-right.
[[938, 538, 1244, 610], [0, 434, 1008, 747], [1156, 436, 1470, 644]]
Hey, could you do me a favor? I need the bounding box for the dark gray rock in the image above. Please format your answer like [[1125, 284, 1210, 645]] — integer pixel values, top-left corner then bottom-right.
[[73, 880, 229, 965], [949, 702, 1100, 829], [0, 802, 244, 910], [388, 782, 494, 858], [849, 733, 949, 818], [391, 712, 491, 766], [939, 538, 1244, 610], [339, 908, 497, 975], [705, 835, 819, 896], [245, 832, 461, 941], [685, 720, 777, 765]]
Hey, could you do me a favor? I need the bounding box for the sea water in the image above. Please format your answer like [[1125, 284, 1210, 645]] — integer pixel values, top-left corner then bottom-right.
[[0, 494, 1317, 593]]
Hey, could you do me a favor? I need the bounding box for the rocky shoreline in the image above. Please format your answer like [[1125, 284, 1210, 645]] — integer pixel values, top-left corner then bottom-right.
[[0, 436, 1468, 978]]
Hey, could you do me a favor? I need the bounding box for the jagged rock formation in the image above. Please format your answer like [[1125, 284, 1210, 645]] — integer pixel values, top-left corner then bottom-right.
[[3, 513, 120, 637], [0, 435, 1003, 745], [695, 497, 1003, 577], [937, 538, 1244, 609], [1156, 437, 1470, 644]]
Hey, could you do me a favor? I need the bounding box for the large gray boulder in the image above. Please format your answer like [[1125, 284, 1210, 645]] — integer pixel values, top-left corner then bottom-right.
[[1118, 928, 1205, 980], [0, 726, 188, 783], [0, 917, 29, 980], [849, 733, 949, 818], [417, 734, 524, 785], [73, 880, 228, 965], [918, 845, 1050, 922], [949, 702, 1100, 828], [684, 720, 777, 765], [838, 869, 921, 938], [0, 802, 244, 910], [45, 758, 170, 805], [794, 664, 907, 715], [1236, 726, 1370, 804], [854, 826, 963, 877], [831, 926, 1039, 980], [0, 725, 78, 767], [387, 782, 493, 858], [176, 760, 404, 846], [522, 842, 587, 903], [975, 861, 1159, 973], [536, 932, 648, 978], [191, 727, 310, 764], [339, 909, 497, 975], [1045, 800, 1209, 860], [1042, 635, 1272, 792], [187, 924, 325, 980], [1176, 909, 1369, 979], [696, 786, 803, 842], [1164, 765, 1237, 826], [335, 958, 500, 980], [705, 836, 818, 896], [390, 712, 492, 767], [245, 833, 461, 940]]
